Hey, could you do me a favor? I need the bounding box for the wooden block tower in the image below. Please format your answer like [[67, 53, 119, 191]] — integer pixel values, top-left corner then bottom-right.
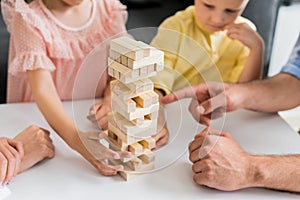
[[105, 36, 164, 180]]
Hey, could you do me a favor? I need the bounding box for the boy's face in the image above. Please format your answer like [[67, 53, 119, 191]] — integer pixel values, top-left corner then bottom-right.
[[194, 0, 249, 33]]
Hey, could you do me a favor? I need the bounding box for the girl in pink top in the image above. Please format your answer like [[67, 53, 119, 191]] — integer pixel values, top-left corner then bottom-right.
[[1, 0, 131, 175]]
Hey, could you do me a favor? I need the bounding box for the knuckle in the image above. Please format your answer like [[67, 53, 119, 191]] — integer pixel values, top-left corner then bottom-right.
[[39, 144, 50, 154], [29, 125, 39, 131], [8, 156, 16, 164]]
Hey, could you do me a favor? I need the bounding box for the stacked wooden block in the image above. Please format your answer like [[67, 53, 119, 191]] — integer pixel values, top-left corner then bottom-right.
[[106, 36, 164, 180]]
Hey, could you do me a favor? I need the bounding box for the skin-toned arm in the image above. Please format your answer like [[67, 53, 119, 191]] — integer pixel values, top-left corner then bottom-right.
[[189, 128, 300, 192], [162, 73, 300, 125], [27, 69, 130, 176], [226, 22, 264, 82], [153, 89, 169, 149], [235, 73, 300, 112], [87, 83, 112, 130], [0, 138, 23, 185]]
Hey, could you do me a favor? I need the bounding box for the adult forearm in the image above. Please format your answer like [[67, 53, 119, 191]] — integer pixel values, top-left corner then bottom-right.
[[249, 154, 300, 192], [237, 73, 300, 112]]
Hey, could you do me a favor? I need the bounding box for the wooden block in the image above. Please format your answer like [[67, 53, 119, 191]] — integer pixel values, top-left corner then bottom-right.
[[121, 55, 128, 66], [138, 149, 155, 164], [118, 37, 164, 58], [125, 157, 143, 170], [154, 63, 164, 72], [148, 91, 159, 104], [132, 69, 139, 78], [126, 54, 164, 69], [139, 137, 156, 149], [112, 92, 136, 112], [108, 130, 118, 141], [114, 102, 159, 121], [133, 117, 149, 126], [139, 66, 148, 76], [109, 159, 155, 181], [123, 79, 154, 96], [108, 66, 114, 77], [136, 41, 164, 57], [142, 79, 154, 91], [108, 113, 146, 145], [147, 64, 155, 74], [108, 58, 157, 83], [109, 112, 158, 137], [109, 50, 121, 62], [110, 80, 132, 98], [108, 58, 131, 79], [110, 79, 158, 103], [133, 93, 152, 108], [127, 57, 134, 68], [103, 130, 127, 151], [110, 37, 144, 60], [152, 110, 159, 119], [128, 142, 144, 154]]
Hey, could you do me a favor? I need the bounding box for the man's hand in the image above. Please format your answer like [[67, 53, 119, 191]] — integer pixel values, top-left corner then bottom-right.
[[189, 128, 254, 191], [13, 125, 55, 173], [161, 82, 239, 126], [0, 137, 23, 185]]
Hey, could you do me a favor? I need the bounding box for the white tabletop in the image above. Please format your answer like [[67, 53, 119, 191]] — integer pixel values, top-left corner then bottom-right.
[[1, 99, 300, 200]]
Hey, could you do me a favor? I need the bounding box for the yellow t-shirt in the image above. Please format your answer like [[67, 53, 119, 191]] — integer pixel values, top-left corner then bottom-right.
[[150, 6, 256, 94]]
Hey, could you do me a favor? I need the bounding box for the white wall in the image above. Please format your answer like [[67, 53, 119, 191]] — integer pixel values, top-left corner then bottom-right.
[[268, 2, 300, 76], [269, 2, 300, 132]]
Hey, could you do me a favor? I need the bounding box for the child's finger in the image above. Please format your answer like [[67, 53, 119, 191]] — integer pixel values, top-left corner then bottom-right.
[[95, 161, 121, 176]]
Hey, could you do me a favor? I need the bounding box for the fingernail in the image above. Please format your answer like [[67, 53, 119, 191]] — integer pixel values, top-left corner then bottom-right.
[[197, 106, 205, 114]]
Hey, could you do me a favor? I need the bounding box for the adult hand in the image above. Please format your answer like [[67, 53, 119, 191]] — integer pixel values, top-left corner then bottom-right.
[[13, 125, 55, 173], [189, 128, 253, 191], [161, 82, 240, 126], [87, 101, 111, 130], [77, 131, 131, 176], [0, 137, 23, 185]]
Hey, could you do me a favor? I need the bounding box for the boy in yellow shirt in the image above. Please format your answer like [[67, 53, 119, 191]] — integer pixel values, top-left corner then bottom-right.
[[153, 0, 264, 146]]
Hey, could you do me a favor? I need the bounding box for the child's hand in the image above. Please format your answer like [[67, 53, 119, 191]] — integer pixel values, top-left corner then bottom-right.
[[77, 131, 131, 176], [152, 105, 169, 149], [87, 101, 112, 130], [13, 125, 55, 174], [152, 121, 169, 149], [0, 137, 23, 185], [225, 22, 264, 50]]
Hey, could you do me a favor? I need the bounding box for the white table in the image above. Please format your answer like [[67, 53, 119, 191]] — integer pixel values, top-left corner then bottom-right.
[[1, 99, 300, 200]]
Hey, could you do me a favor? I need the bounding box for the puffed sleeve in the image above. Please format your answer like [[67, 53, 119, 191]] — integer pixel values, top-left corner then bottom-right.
[[9, 13, 55, 75]]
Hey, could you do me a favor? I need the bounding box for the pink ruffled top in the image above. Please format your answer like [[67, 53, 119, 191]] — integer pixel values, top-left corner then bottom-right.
[[1, 0, 128, 103]]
